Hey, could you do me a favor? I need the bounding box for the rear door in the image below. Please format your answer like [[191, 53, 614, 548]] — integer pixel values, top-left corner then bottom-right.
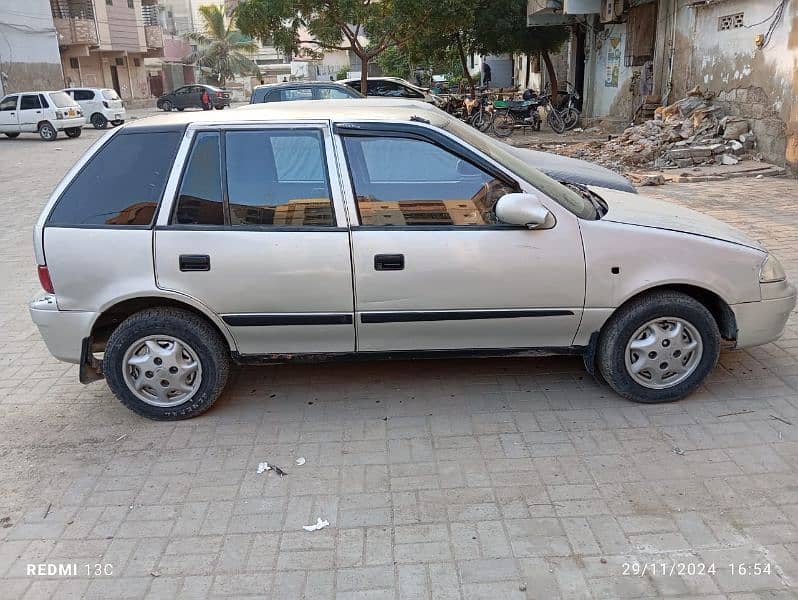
[[154, 123, 355, 355], [0, 95, 19, 132], [18, 94, 44, 132]]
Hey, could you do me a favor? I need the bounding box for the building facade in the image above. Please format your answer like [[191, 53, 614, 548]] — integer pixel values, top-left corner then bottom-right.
[[52, 0, 164, 101], [0, 0, 64, 95], [528, 0, 797, 171]]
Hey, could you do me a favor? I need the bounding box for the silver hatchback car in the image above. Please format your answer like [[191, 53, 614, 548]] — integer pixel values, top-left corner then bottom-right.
[[30, 100, 795, 420]]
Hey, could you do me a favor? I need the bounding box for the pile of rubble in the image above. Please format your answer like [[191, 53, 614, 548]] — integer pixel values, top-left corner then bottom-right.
[[556, 86, 758, 173]]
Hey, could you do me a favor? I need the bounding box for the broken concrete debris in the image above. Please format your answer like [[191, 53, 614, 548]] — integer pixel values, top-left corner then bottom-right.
[[554, 87, 758, 174]]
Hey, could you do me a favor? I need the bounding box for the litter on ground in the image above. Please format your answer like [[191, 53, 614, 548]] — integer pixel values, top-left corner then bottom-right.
[[303, 517, 329, 532]]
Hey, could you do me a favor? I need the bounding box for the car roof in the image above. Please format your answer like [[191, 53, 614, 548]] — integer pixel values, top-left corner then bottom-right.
[[124, 98, 446, 129], [253, 81, 352, 90], [6, 90, 66, 95]]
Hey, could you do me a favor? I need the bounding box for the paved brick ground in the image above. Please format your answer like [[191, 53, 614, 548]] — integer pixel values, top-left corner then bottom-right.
[[0, 123, 797, 599]]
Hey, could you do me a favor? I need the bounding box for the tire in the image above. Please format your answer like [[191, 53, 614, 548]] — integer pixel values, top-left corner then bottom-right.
[[111, 120, 124, 126], [38, 122, 57, 141], [547, 109, 566, 134], [597, 291, 720, 404], [90, 113, 108, 129], [161, 100, 173, 112], [65, 127, 82, 138], [492, 111, 515, 137], [564, 107, 580, 130], [176, 107, 185, 112], [104, 308, 230, 420], [4, 132, 19, 138], [214, 105, 224, 110]]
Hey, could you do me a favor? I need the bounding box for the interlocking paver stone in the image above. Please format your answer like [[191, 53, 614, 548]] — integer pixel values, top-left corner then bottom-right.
[[0, 124, 797, 598]]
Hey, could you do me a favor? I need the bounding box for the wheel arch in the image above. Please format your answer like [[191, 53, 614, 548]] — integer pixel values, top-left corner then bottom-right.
[[89, 295, 237, 352]]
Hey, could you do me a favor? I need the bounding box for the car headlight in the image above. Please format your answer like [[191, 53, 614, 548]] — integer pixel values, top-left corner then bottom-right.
[[760, 254, 786, 283]]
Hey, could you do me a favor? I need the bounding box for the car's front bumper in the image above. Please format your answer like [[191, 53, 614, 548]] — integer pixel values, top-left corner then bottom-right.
[[29, 294, 95, 363], [732, 283, 796, 348]]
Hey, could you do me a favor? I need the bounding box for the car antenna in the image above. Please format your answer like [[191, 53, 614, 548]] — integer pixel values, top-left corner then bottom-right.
[[410, 115, 430, 124]]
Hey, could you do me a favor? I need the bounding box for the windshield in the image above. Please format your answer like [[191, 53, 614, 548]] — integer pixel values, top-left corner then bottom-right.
[[439, 117, 598, 220], [49, 91, 78, 108], [102, 89, 120, 101]]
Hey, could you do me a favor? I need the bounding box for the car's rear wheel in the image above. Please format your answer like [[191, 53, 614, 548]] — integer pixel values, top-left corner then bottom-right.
[[65, 127, 82, 138], [91, 113, 108, 129], [104, 308, 230, 420], [4, 132, 19, 138], [597, 291, 720, 403], [161, 100, 173, 112], [111, 120, 124, 126], [214, 105, 224, 110], [38, 122, 57, 141]]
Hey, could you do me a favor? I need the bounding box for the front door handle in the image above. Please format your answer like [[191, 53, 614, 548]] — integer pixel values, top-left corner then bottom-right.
[[374, 254, 404, 271], [179, 254, 210, 271]]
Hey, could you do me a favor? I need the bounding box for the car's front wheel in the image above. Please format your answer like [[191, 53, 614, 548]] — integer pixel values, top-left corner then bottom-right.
[[597, 291, 720, 403], [104, 308, 230, 420], [161, 100, 173, 111]]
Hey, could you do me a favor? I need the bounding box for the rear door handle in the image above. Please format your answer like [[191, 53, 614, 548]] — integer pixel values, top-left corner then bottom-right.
[[374, 254, 404, 271], [179, 254, 210, 271]]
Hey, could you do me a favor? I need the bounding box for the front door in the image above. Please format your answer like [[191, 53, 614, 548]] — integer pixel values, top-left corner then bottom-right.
[[155, 124, 355, 355], [337, 127, 586, 352], [0, 95, 19, 132], [110, 65, 121, 96]]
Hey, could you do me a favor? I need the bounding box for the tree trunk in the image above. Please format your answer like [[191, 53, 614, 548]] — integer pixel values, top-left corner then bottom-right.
[[541, 50, 558, 106], [525, 52, 531, 89], [455, 33, 475, 98], [359, 53, 369, 95]]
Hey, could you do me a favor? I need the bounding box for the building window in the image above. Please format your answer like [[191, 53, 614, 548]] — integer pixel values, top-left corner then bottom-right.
[[128, 0, 134, 7], [106, 0, 112, 5], [718, 13, 744, 31], [133, 57, 141, 67], [69, 57, 80, 69], [115, 58, 124, 66]]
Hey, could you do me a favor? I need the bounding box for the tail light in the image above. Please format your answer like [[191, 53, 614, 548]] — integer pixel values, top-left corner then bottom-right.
[[37, 265, 54, 294], [216, 91, 223, 98]]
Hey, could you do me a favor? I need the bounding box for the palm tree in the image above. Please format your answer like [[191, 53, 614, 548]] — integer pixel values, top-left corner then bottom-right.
[[184, 5, 259, 88]]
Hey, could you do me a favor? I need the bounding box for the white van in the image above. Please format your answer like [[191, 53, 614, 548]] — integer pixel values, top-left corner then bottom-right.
[[64, 88, 126, 129], [0, 91, 84, 141]]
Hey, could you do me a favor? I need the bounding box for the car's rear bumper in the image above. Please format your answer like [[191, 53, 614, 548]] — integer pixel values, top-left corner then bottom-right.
[[53, 117, 86, 130], [732, 285, 796, 348], [29, 294, 95, 363], [102, 107, 126, 121]]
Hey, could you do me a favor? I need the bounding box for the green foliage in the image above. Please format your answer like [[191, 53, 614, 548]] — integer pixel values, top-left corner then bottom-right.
[[183, 6, 259, 87], [236, 0, 438, 93], [470, 0, 569, 56]]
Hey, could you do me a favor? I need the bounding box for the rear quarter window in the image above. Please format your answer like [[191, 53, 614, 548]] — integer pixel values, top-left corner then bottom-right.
[[47, 130, 182, 226]]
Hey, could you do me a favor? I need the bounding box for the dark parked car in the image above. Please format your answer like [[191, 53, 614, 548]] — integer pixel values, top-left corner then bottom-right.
[[157, 85, 231, 112], [250, 81, 363, 104]]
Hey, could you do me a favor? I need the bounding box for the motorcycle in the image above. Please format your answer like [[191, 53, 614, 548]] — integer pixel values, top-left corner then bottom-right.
[[492, 91, 562, 137]]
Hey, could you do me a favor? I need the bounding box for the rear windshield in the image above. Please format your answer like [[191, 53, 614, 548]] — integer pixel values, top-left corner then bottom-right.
[[47, 131, 182, 226], [102, 89, 120, 100], [49, 91, 78, 108]]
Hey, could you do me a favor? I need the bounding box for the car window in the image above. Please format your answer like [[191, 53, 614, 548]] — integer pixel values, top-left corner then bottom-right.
[[366, 80, 423, 98], [342, 136, 516, 226], [20, 95, 42, 110], [102, 89, 120, 100], [175, 132, 224, 225], [73, 89, 95, 101], [175, 87, 190, 95], [280, 88, 313, 101], [39, 94, 50, 108], [47, 131, 182, 226], [49, 91, 78, 108], [0, 96, 17, 111], [319, 87, 355, 99], [225, 129, 334, 227]]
